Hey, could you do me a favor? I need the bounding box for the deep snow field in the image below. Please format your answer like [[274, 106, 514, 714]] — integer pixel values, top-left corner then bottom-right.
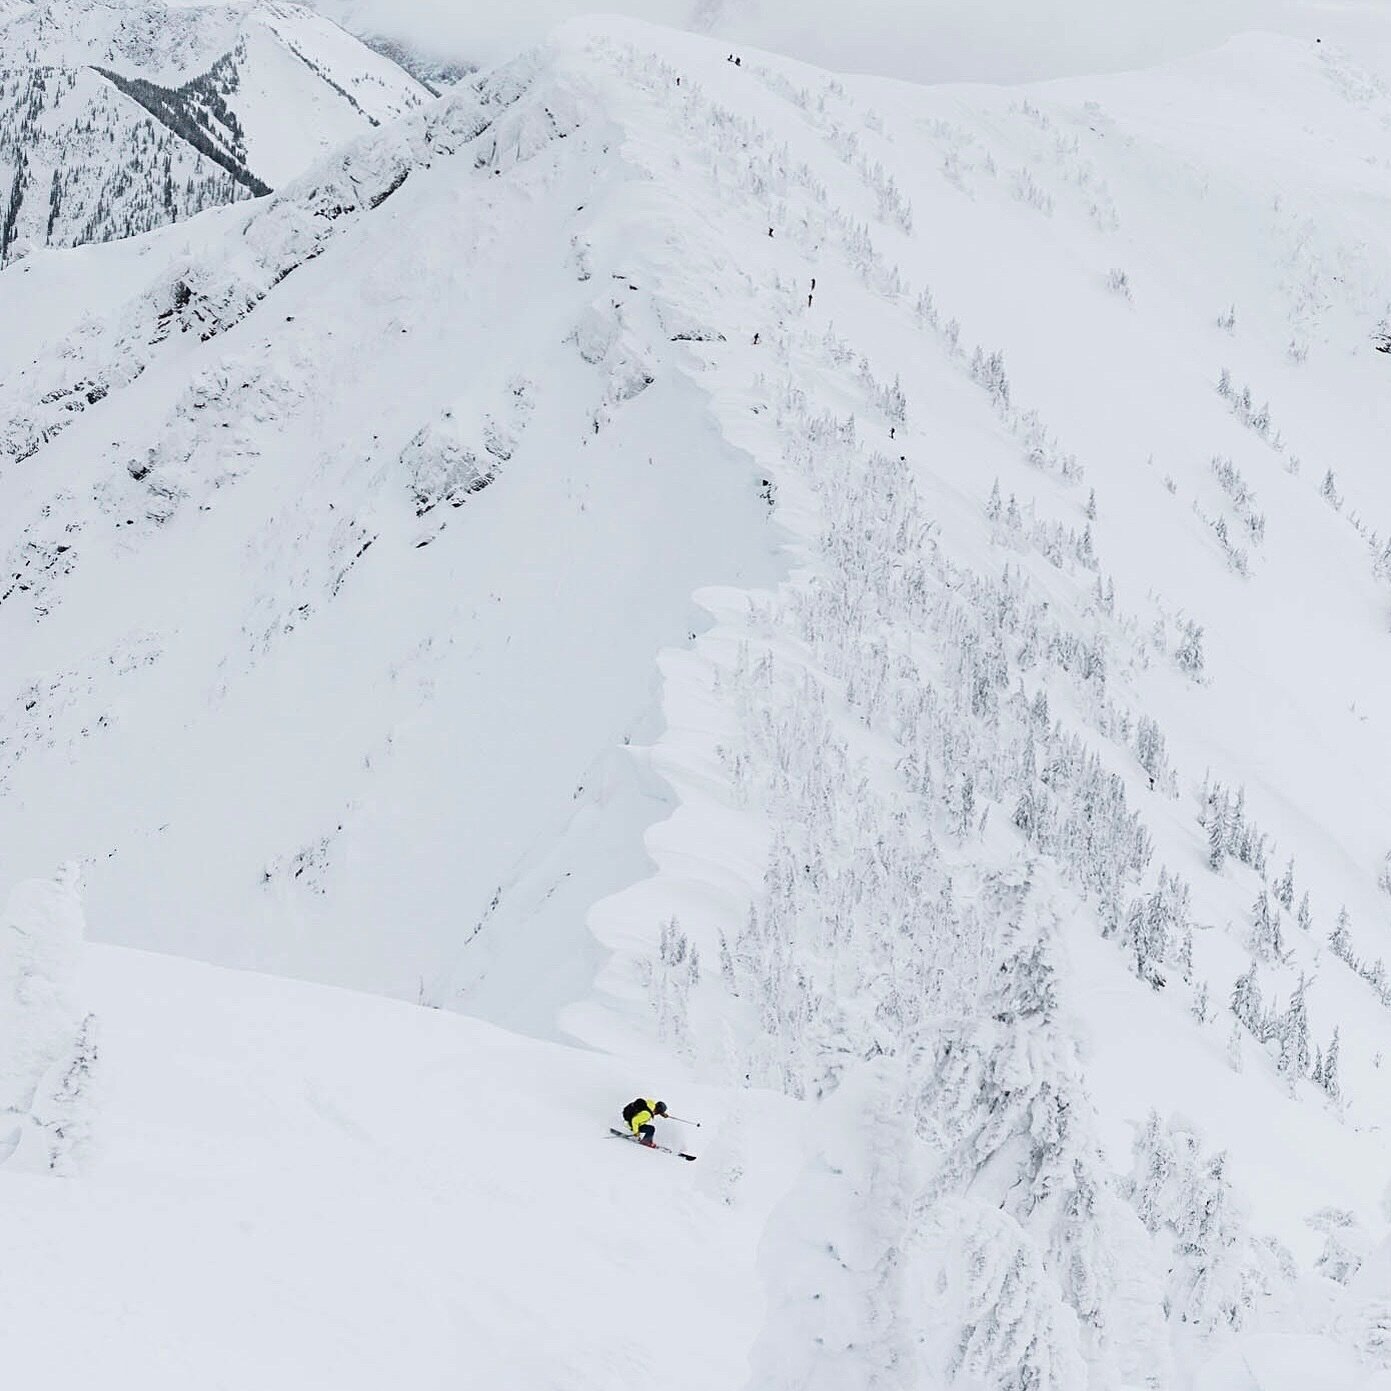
[[8, 3, 1391, 1387], [2, 905, 803, 1388]]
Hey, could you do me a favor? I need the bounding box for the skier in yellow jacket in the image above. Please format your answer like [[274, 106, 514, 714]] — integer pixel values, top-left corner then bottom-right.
[[621, 1097, 668, 1146]]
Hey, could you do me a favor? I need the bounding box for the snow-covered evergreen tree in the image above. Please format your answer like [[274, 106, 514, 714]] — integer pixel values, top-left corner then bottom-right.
[[1321, 1027, 1342, 1101], [1274, 857, 1295, 911], [1330, 906, 1354, 964], [1249, 889, 1284, 963], [1297, 891, 1313, 936], [1207, 804, 1227, 872], [40, 1011, 99, 1175], [1277, 975, 1310, 1077], [1126, 1113, 1269, 1330], [1174, 619, 1205, 678], [0, 866, 89, 1166], [1231, 961, 1263, 1036]]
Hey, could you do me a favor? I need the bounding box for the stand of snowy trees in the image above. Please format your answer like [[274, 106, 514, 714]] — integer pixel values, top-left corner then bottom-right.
[[0, 867, 96, 1175], [584, 35, 1376, 1382], [0, 65, 251, 261]]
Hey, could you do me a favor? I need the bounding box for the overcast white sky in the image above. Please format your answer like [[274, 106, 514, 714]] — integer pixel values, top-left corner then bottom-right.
[[312, 0, 1391, 84]]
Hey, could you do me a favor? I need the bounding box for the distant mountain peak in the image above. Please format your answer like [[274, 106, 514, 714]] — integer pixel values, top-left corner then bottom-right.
[[0, 0, 430, 260]]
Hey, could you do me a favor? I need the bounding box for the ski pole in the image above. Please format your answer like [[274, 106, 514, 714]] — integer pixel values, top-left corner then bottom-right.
[[665, 1114, 701, 1127]]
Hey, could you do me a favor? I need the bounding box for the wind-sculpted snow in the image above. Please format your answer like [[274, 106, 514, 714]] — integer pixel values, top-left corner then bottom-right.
[[0, 27, 768, 1012]]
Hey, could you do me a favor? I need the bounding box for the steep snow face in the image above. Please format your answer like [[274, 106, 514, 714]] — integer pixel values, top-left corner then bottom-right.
[[8, 15, 1391, 1386], [0, 0, 429, 259], [0, 53, 779, 1020], [0, 209, 239, 379]]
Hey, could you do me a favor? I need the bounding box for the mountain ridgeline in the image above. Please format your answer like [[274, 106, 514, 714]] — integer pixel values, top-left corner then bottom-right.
[[5, 12, 1391, 1390]]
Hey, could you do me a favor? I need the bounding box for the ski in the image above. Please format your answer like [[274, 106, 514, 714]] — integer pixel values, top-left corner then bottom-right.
[[608, 1127, 697, 1161]]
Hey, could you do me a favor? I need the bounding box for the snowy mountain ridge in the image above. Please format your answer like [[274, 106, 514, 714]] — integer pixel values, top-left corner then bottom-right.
[[0, 0, 429, 260], [6, 14, 1391, 1389]]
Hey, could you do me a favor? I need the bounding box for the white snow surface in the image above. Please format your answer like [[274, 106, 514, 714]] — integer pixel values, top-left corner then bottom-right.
[[7, 12, 1391, 1388], [0, 939, 804, 1388]]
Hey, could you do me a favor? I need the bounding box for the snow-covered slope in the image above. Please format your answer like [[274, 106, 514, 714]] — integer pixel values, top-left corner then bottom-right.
[[0, 877, 802, 1388], [8, 14, 1391, 1386], [0, 66, 778, 1017], [0, 0, 430, 258], [173, 2, 435, 185]]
